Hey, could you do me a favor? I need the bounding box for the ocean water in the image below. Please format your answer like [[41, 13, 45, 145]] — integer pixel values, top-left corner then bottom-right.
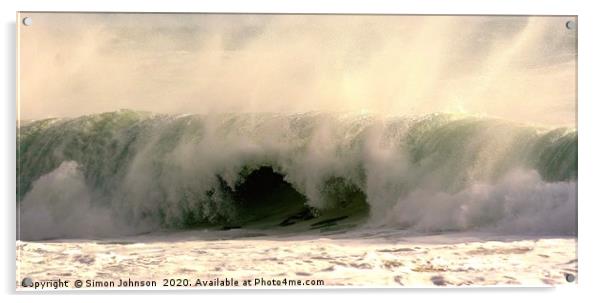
[[16, 110, 577, 241]]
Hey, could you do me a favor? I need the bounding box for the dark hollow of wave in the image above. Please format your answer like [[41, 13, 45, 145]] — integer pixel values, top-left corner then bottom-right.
[[176, 166, 369, 230]]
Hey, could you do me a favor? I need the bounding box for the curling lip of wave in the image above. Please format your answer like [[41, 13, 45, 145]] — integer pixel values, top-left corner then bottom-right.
[[17, 110, 577, 239]]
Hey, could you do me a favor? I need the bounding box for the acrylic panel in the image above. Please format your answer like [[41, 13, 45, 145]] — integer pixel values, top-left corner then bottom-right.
[[16, 12, 577, 289]]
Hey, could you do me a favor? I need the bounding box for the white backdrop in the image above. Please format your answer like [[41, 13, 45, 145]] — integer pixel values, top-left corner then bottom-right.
[[2, 0, 601, 302]]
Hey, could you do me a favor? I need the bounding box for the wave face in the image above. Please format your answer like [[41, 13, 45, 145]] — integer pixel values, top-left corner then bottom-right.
[[17, 110, 577, 240]]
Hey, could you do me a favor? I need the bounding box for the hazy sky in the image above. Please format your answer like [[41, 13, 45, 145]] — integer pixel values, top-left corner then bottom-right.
[[18, 13, 576, 126]]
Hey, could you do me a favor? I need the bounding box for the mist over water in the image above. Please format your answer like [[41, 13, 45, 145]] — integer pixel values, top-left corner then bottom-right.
[[19, 14, 576, 126]]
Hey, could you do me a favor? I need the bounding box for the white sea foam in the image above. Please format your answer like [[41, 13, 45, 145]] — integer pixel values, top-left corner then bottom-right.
[[384, 170, 576, 235]]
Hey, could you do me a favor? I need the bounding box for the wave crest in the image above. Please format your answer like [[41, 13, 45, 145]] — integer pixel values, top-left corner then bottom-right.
[[17, 111, 577, 239]]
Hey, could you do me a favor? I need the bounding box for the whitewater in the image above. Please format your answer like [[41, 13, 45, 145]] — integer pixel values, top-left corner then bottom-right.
[[17, 109, 576, 238], [16, 110, 577, 287]]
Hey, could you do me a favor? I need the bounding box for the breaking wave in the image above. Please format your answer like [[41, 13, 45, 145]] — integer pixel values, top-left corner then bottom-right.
[[17, 110, 577, 240]]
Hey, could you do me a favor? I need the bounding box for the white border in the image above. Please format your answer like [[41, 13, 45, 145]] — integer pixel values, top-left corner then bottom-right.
[[2, 0, 601, 302], [2, 0, 583, 15]]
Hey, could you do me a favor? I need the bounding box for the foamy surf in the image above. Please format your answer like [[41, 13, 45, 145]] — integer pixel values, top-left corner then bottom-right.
[[16, 229, 577, 288]]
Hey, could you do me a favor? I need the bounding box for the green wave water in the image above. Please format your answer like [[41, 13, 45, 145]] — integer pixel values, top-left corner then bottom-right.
[[17, 110, 577, 239]]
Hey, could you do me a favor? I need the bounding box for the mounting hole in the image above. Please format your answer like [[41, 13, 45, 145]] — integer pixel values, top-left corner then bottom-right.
[[22, 17, 32, 26], [21, 277, 33, 287], [565, 273, 576, 282], [565, 20, 576, 30]]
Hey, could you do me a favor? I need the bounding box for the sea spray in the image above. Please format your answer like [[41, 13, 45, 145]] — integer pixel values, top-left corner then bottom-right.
[[17, 110, 577, 239]]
